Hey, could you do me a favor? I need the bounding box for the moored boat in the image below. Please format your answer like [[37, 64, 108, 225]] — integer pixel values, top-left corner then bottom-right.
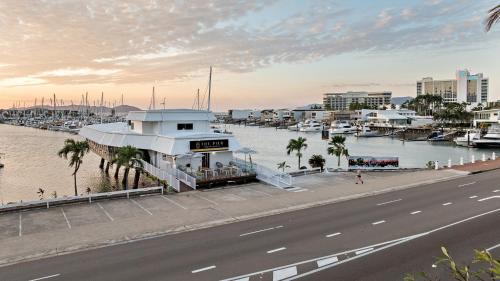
[[473, 125, 500, 148]]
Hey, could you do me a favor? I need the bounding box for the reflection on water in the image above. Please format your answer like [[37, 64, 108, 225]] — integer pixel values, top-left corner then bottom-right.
[[0, 124, 156, 203]]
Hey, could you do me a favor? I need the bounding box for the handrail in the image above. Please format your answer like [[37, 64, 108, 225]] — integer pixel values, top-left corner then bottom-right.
[[232, 158, 293, 188]]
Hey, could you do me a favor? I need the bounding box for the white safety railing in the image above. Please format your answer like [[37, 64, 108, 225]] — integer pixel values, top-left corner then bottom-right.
[[0, 186, 163, 213], [232, 158, 293, 188], [141, 160, 197, 191]]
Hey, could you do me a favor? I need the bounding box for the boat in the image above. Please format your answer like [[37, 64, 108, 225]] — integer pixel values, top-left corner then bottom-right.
[[288, 122, 303, 131], [454, 129, 481, 147], [473, 124, 500, 148], [299, 119, 322, 132], [355, 125, 380, 137], [329, 121, 355, 134], [427, 131, 445, 141]]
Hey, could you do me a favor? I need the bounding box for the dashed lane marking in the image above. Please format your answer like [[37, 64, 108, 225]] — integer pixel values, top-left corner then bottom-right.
[[469, 195, 478, 199], [442, 202, 452, 206], [376, 198, 402, 206], [130, 199, 153, 215], [494, 190, 499, 193], [160, 195, 187, 210], [61, 208, 72, 229], [28, 274, 61, 281], [458, 181, 476, 187], [240, 225, 283, 237], [192, 265, 216, 273], [326, 232, 341, 238], [410, 211, 421, 215], [97, 203, 114, 221], [372, 220, 386, 225], [267, 247, 286, 254]]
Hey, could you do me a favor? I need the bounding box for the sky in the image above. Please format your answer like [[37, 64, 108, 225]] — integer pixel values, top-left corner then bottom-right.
[[0, 0, 499, 111]]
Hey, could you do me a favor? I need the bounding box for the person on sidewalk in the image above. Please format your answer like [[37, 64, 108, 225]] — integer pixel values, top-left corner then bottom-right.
[[355, 169, 364, 184]]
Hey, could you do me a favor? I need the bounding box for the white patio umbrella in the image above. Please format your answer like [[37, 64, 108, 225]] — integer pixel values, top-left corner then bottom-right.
[[234, 147, 257, 169]]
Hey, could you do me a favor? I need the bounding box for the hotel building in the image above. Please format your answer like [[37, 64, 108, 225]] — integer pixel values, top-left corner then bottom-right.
[[416, 69, 488, 104], [323, 92, 392, 111]]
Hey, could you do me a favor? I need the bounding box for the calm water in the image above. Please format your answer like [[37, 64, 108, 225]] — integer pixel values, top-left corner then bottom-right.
[[226, 124, 500, 171], [1, 124, 499, 202], [0, 124, 155, 203]]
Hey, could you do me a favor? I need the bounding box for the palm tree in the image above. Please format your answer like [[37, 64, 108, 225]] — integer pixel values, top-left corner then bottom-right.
[[112, 145, 144, 189], [485, 4, 500, 31], [277, 161, 290, 173], [327, 135, 349, 167], [286, 137, 308, 169], [58, 139, 90, 196], [308, 154, 326, 171]]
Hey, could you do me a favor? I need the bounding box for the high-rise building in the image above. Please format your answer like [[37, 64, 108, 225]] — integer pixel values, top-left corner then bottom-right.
[[416, 69, 488, 104], [323, 91, 392, 111]]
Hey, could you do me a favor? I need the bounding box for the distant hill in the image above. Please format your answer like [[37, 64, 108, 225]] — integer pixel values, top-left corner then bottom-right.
[[391, 96, 413, 105], [113, 105, 141, 113]]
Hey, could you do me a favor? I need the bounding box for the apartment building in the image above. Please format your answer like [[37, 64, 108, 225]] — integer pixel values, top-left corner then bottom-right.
[[323, 92, 392, 111]]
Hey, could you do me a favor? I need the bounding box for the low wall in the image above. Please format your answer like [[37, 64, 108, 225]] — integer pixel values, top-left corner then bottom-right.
[[0, 186, 164, 213]]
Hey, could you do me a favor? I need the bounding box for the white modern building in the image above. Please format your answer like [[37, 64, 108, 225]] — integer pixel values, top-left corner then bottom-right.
[[357, 109, 415, 126], [228, 109, 261, 121], [273, 109, 292, 122], [80, 109, 258, 191], [292, 104, 326, 121], [323, 92, 392, 111], [417, 69, 488, 104], [473, 109, 500, 127]]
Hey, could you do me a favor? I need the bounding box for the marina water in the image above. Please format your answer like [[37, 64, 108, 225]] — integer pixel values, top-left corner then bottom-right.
[[1, 124, 500, 203]]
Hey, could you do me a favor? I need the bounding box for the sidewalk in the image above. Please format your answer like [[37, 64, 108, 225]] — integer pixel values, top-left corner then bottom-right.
[[451, 157, 500, 174], [0, 169, 464, 266]]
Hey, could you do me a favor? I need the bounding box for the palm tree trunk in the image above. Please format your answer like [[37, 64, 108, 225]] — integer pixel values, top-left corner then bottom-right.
[[73, 173, 78, 196], [114, 165, 120, 179], [122, 167, 129, 189], [298, 155, 301, 170], [133, 168, 140, 189], [337, 156, 341, 167]]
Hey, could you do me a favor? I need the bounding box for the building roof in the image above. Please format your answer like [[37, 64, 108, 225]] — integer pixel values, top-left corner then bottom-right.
[[127, 109, 215, 122]]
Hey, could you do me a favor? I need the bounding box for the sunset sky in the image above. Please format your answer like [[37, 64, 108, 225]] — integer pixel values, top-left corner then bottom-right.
[[0, 0, 499, 111]]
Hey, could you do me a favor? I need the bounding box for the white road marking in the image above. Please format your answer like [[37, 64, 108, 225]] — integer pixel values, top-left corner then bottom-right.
[[97, 203, 114, 221], [326, 232, 341, 238], [273, 266, 297, 281], [317, 256, 338, 267], [372, 220, 386, 225], [192, 265, 216, 273], [61, 208, 72, 229], [376, 198, 402, 206], [18, 212, 22, 237], [285, 187, 303, 192], [267, 247, 286, 254], [243, 187, 273, 197], [28, 274, 61, 281], [130, 199, 153, 215], [410, 211, 422, 215], [478, 196, 500, 202], [160, 195, 187, 210], [293, 189, 307, 193], [194, 194, 219, 205], [469, 195, 478, 199], [442, 202, 452, 206], [355, 247, 374, 255], [493, 190, 499, 193], [486, 243, 500, 252], [240, 225, 283, 237], [234, 278, 249, 281], [458, 181, 476, 187]]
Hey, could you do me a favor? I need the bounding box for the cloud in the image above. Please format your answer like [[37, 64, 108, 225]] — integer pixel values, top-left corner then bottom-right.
[[0, 76, 46, 87], [0, 0, 496, 87]]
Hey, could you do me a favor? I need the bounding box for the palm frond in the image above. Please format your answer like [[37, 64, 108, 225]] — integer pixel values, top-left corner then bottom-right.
[[485, 4, 500, 32]]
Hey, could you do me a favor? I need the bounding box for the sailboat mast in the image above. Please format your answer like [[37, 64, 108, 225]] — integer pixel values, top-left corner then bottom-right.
[[100, 91, 104, 124], [207, 66, 212, 112], [197, 89, 200, 110]]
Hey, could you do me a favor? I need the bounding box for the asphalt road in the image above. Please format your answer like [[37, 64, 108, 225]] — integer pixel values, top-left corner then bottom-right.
[[0, 170, 499, 281]]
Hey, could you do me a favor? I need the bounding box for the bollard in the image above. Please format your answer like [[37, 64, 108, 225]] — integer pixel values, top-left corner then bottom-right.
[[47, 202, 49, 209], [471, 155, 475, 164], [435, 161, 439, 170], [460, 157, 464, 165], [493, 152, 496, 161], [89, 196, 92, 204], [448, 159, 452, 168], [482, 153, 486, 162]]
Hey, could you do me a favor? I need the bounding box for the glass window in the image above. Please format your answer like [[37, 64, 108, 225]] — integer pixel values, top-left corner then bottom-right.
[[177, 123, 194, 130]]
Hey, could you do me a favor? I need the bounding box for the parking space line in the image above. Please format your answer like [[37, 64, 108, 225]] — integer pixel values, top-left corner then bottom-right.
[[97, 203, 114, 221], [410, 211, 421, 215], [28, 274, 61, 281], [192, 265, 216, 273], [243, 187, 273, 197], [61, 208, 72, 229], [18, 212, 22, 237], [442, 202, 452, 206], [194, 194, 219, 205], [267, 247, 286, 254], [130, 199, 153, 216], [161, 195, 187, 210], [372, 220, 386, 225]]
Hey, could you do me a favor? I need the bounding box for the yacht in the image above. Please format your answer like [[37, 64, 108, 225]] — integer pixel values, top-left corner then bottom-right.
[[329, 121, 355, 134], [454, 129, 481, 147], [473, 124, 500, 148], [288, 122, 303, 131], [427, 131, 445, 142], [299, 119, 322, 132], [355, 125, 380, 137]]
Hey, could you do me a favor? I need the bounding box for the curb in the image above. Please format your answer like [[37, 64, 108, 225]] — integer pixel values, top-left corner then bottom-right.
[[0, 173, 466, 267]]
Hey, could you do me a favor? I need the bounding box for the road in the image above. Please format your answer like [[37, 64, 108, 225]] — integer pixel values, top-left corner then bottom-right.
[[0, 170, 499, 281]]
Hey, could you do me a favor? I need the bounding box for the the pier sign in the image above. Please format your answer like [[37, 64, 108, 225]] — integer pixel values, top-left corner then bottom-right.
[[348, 156, 399, 170], [190, 139, 229, 152]]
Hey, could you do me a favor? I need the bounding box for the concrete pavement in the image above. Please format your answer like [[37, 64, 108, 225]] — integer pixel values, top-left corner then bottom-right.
[[0, 169, 498, 281]]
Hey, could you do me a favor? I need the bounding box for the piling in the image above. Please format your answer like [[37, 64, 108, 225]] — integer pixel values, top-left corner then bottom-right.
[[493, 152, 496, 160], [471, 155, 475, 164], [460, 157, 464, 165], [99, 158, 105, 169]]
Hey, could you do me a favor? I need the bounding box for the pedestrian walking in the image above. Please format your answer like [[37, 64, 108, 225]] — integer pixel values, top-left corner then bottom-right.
[[355, 169, 363, 184]]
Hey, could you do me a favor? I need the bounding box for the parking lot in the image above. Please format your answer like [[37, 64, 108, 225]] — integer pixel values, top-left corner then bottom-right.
[[0, 183, 287, 240]]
